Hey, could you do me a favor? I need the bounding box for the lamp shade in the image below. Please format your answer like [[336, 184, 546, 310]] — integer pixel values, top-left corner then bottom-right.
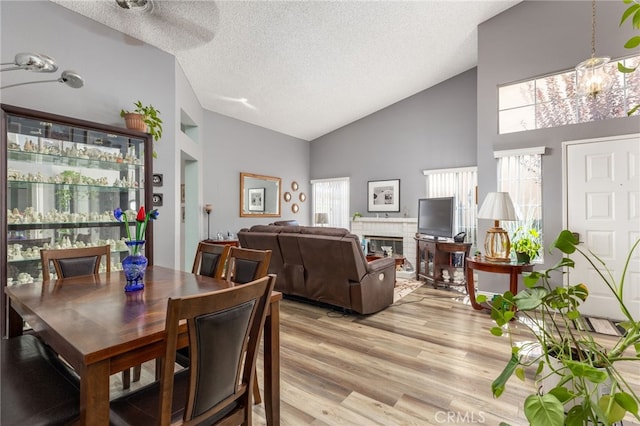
[[315, 212, 329, 225], [477, 192, 517, 221], [478, 192, 517, 261]]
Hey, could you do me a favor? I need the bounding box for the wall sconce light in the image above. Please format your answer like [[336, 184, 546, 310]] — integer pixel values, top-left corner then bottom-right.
[[204, 204, 213, 240], [477, 192, 517, 261]]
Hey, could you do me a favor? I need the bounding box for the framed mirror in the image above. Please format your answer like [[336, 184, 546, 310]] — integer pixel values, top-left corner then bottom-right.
[[239, 172, 282, 218]]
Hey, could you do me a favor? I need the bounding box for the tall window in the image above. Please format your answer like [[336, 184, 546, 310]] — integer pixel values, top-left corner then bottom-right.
[[496, 147, 544, 261], [498, 54, 639, 134], [423, 167, 478, 245], [311, 177, 350, 229]]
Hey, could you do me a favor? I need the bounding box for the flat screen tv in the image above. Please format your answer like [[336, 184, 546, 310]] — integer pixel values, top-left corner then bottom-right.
[[417, 197, 454, 240]]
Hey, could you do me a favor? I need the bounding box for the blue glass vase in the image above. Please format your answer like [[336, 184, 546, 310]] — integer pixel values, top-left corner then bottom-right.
[[122, 240, 148, 292]]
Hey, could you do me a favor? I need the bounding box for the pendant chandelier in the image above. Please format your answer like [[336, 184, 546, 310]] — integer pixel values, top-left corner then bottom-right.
[[575, 0, 613, 97]]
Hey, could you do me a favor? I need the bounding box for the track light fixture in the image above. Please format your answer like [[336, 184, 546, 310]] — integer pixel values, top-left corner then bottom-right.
[[1, 52, 83, 90], [1, 52, 58, 73], [1, 70, 84, 90]]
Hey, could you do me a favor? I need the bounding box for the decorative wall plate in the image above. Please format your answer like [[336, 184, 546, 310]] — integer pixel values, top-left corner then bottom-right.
[[299, 192, 306, 202], [292, 203, 299, 213], [284, 191, 292, 202], [291, 181, 299, 191]]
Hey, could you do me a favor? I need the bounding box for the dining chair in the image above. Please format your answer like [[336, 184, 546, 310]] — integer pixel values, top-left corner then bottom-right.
[[109, 274, 276, 425], [225, 246, 272, 284], [40, 245, 140, 390], [175, 242, 232, 367], [191, 241, 231, 278], [40, 245, 111, 281], [225, 246, 272, 404], [1, 334, 80, 425]]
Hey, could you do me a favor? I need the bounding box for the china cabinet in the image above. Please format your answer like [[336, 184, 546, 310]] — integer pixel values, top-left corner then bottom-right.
[[1, 104, 153, 334]]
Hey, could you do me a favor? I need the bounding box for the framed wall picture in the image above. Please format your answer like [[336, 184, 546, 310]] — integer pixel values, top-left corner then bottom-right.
[[248, 188, 265, 212], [367, 179, 400, 212]]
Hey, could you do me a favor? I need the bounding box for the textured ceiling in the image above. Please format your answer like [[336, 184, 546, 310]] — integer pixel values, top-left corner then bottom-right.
[[50, 0, 520, 141]]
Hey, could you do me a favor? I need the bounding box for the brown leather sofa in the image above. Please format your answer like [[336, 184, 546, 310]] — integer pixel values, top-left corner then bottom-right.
[[238, 225, 396, 314]]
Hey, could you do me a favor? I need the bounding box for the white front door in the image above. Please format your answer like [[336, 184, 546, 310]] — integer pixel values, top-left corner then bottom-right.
[[564, 134, 640, 321]]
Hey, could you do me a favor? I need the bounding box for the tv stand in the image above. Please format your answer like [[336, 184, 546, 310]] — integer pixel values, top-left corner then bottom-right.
[[415, 237, 471, 288]]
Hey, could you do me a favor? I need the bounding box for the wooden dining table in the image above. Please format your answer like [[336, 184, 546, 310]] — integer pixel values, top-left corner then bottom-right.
[[5, 266, 282, 426]]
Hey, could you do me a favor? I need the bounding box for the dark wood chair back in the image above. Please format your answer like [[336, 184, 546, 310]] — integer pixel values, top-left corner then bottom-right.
[[191, 242, 231, 278], [109, 274, 276, 425], [226, 247, 272, 284], [39, 244, 141, 389], [40, 245, 111, 281]]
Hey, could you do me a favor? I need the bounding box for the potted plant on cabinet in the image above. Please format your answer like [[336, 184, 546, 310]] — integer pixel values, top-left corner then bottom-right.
[[120, 101, 163, 158], [479, 230, 640, 426], [511, 226, 542, 264]]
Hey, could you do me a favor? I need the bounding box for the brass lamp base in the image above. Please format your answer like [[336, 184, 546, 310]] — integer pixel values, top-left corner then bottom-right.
[[484, 222, 511, 262]]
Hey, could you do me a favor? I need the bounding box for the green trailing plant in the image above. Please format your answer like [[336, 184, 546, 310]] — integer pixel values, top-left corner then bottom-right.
[[480, 230, 640, 426], [619, 0, 640, 115], [120, 101, 163, 158], [511, 226, 542, 263], [352, 211, 362, 221]]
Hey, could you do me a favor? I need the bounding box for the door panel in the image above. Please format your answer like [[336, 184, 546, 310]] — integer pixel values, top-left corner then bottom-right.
[[565, 134, 640, 321]]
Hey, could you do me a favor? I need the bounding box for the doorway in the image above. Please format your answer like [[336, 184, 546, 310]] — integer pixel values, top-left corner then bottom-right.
[[564, 133, 640, 321], [181, 153, 199, 271]]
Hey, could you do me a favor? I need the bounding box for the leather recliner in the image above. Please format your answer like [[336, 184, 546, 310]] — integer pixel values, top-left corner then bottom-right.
[[238, 225, 395, 314]]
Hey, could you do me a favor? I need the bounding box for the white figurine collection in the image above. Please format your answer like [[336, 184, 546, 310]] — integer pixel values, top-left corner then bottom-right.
[[8, 134, 143, 166], [7, 260, 123, 286], [7, 207, 116, 225], [7, 168, 141, 188]]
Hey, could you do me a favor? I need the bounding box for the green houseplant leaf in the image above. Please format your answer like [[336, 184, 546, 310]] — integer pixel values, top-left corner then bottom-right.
[[523, 393, 565, 426], [485, 226, 640, 425]]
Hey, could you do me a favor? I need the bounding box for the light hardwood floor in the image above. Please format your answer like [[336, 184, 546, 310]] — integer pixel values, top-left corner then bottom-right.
[[111, 285, 640, 425]]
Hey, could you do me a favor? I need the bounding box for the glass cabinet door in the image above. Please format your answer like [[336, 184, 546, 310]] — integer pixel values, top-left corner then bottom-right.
[[3, 105, 153, 287]]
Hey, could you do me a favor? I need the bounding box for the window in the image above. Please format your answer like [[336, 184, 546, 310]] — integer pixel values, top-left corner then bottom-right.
[[495, 147, 545, 261], [423, 167, 478, 245], [499, 55, 640, 134], [311, 177, 350, 229]]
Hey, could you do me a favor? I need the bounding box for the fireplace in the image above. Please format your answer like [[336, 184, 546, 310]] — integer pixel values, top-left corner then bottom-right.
[[350, 217, 417, 272], [365, 235, 403, 256]]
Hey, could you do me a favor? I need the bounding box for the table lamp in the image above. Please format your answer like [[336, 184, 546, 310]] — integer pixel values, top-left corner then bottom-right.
[[477, 192, 517, 261], [315, 212, 329, 227], [204, 204, 213, 240]]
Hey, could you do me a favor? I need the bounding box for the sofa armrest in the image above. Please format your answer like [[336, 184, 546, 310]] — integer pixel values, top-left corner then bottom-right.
[[366, 256, 395, 273]]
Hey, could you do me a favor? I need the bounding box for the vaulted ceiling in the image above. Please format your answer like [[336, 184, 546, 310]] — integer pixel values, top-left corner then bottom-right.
[[51, 0, 520, 140]]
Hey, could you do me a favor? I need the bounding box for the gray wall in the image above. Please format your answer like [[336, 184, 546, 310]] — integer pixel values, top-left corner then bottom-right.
[[1, 0, 179, 268], [1, 1, 310, 270], [310, 68, 478, 219], [202, 110, 309, 236], [478, 0, 640, 270]]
